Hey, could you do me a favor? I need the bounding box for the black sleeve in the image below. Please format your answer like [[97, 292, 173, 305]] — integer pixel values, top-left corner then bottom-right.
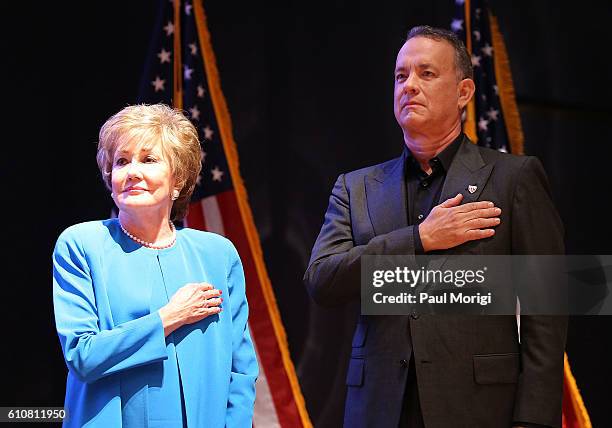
[[414, 223, 424, 254], [510, 156, 568, 428], [304, 174, 418, 306]]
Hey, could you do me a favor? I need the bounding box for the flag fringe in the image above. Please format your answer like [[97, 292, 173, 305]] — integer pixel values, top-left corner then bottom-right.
[[192, 2, 313, 426], [488, 12, 524, 155], [563, 353, 592, 428], [463, 0, 478, 143], [172, 0, 183, 109]]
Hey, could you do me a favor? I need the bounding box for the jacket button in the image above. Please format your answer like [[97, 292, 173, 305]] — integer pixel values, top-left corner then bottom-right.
[[399, 359, 409, 368]]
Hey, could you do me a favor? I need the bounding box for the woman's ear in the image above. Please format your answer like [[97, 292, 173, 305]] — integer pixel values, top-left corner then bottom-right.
[[458, 78, 475, 109]]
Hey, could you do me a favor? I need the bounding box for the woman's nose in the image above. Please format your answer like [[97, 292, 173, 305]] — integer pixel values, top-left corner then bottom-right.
[[126, 161, 143, 179]]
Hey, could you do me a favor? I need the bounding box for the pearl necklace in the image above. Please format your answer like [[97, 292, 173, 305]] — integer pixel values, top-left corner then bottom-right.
[[119, 221, 176, 249]]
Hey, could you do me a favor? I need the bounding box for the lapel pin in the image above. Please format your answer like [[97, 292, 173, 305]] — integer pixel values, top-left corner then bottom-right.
[[468, 185, 478, 194]]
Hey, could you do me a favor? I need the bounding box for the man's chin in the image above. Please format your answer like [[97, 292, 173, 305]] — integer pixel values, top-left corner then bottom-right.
[[399, 115, 426, 133]]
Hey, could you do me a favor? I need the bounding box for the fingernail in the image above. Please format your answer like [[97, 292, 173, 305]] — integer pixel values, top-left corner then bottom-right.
[[495, 208, 501, 214], [220, 298, 224, 302], [219, 290, 223, 295], [488, 202, 494, 207]]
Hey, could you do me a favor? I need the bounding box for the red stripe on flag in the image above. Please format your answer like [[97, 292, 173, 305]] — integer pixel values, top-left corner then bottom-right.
[[563, 377, 577, 428], [215, 190, 302, 427], [185, 200, 206, 230]]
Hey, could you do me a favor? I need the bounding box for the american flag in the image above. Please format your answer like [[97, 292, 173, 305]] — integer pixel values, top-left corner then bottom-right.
[[452, 2, 591, 427], [451, 0, 513, 153], [138, 1, 312, 427]]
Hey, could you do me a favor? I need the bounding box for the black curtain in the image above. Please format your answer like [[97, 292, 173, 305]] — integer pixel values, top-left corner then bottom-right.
[[5, 1, 611, 426]]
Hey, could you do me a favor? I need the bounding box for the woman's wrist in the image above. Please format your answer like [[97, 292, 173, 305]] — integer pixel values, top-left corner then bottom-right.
[[158, 305, 182, 336]]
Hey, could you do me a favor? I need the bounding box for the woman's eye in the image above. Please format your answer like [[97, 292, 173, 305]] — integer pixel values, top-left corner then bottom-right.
[[144, 156, 157, 163], [114, 158, 127, 166]]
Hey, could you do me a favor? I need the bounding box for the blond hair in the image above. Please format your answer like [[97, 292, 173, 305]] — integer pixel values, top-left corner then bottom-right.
[[97, 104, 202, 220]]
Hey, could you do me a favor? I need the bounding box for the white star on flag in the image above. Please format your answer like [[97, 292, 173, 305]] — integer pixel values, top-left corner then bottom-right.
[[151, 76, 166, 92], [189, 42, 197, 55], [185, 2, 193, 15], [473, 30, 481, 42], [184, 65, 194, 80], [493, 85, 499, 95], [211, 166, 224, 182], [163, 21, 174, 36], [481, 43, 493, 57], [196, 174, 202, 186], [200, 149, 207, 162], [471, 54, 481, 67], [197, 85, 206, 98], [157, 48, 171, 64], [189, 105, 201, 121], [203, 125, 214, 140], [451, 19, 463, 32], [486, 108, 499, 121], [478, 117, 489, 131]]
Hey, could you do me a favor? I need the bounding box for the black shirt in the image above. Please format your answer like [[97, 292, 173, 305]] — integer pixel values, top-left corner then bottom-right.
[[404, 136, 549, 428], [406, 133, 463, 254]]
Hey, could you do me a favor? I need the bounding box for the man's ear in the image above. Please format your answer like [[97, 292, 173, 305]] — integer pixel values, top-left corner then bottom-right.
[[458, 78, 475, 109]]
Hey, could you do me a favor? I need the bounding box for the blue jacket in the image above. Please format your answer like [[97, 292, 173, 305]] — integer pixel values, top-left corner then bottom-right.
[[53, 220, 258, 427]]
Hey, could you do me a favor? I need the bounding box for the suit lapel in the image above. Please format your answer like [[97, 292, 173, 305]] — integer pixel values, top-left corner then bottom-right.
[[439, 137, 493, 205], [363, 139, 494, 270], [365, 152, 408, 236], [428, 138, 495, 272]]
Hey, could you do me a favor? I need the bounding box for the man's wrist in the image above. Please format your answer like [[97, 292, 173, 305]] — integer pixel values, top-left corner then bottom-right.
[[414, 224, 424, 254], [418, 223, 432, 252]]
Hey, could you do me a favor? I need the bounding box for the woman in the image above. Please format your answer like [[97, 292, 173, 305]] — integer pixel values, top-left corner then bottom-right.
[[53, 104, 258, 427]]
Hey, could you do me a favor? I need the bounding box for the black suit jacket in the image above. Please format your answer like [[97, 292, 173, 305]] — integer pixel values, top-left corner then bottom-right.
[[304, 138, 567, 428]]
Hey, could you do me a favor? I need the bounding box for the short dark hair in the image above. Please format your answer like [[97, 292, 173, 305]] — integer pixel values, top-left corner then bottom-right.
[[406, 25, 473, 80]]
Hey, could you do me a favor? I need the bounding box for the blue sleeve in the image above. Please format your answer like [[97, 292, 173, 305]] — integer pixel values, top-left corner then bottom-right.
[[52, 228, 168, 384], [225, 245, 258, 428]]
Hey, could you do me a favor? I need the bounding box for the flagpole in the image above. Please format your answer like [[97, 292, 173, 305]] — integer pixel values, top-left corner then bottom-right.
[[172, 0, 183, 109]]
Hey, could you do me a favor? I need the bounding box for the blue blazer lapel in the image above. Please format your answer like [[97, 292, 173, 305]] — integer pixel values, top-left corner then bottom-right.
[[365, 152, 408, 236]]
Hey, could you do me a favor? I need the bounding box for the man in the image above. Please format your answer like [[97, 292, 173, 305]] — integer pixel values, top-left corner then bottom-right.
[[304, 26, 566, 428]]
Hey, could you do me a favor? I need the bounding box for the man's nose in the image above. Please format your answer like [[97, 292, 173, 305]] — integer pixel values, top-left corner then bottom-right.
[[403, 73, 419, 95]]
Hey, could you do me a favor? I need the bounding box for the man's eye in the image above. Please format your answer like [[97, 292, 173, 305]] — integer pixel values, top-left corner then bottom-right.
[[422, 70, 434, 77], [395, 74, 406, 82]]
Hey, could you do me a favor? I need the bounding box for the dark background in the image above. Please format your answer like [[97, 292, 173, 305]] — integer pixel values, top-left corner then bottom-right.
[[4, 1, 612, 426]]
